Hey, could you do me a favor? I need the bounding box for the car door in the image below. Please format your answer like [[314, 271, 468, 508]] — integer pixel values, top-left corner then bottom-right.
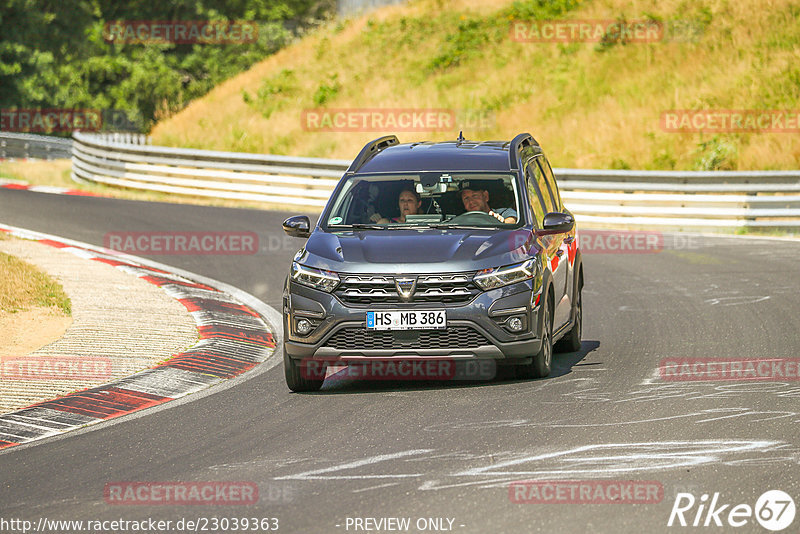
[[540, 155, 576, 303], [537, 156, 573, 331], [526, 158, 567, 328]]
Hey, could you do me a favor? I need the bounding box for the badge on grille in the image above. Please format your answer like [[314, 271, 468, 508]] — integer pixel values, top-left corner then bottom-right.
[[395, 277, 417, 300]]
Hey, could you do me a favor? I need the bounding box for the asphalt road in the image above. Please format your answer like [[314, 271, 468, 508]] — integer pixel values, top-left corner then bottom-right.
[[2, 189, 800, 533]]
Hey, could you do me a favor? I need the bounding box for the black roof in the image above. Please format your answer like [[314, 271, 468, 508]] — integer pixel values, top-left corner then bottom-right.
[[355, 140, 534, 174]]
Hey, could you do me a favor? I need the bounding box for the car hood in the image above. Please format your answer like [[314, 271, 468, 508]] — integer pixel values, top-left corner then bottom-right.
[[297, 228, 539, 274]]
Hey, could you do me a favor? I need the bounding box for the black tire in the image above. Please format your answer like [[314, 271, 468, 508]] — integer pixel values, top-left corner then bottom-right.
[[284, 351, 325, 392], [555, 285, 582, 353], [518, 299, 553, 379]]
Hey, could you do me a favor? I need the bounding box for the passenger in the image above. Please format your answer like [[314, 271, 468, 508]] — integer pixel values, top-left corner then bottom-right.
[[459, 187, 518, 223], [375, 187, 422, 224]]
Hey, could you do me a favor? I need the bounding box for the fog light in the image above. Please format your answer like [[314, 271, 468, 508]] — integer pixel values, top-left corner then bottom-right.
[[296, 318, 314, 335], [507, 316, 524, 332]]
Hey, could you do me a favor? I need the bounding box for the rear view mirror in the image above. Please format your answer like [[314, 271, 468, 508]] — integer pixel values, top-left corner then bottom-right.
[[415, 183, 447, 194], [283, 215, 311, 238], [536, 212, 575, 236]]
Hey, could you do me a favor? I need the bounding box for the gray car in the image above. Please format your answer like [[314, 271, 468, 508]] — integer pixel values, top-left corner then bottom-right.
[[281, 133, 584, 391]]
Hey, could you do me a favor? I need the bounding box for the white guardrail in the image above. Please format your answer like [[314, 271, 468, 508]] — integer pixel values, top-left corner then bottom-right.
[[42, 131, 794, 231], [0, 132, 72, 159]]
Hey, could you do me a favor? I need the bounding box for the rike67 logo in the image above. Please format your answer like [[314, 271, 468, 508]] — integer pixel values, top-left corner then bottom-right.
[[668, 490, 796, 531]]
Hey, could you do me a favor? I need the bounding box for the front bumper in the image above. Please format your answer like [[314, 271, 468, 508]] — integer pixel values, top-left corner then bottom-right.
[[285, 336, 539, 362], [283, 279, 543, 363]]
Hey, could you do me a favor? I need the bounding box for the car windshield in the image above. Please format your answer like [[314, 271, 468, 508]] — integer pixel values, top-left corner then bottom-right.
[[324, 172, 522, 229]]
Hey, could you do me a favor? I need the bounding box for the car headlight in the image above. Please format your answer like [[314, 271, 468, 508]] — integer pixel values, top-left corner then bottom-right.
[[473, 259, 536, 291], [291, 262, 340, 292]]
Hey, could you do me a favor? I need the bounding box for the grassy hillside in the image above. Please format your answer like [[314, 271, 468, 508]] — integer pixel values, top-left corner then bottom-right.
[[151, 0, 800, 170]]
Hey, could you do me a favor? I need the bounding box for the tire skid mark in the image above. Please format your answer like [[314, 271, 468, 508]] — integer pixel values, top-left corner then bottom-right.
[[272, 441, 792, 493], [0, 227, 276, 450]]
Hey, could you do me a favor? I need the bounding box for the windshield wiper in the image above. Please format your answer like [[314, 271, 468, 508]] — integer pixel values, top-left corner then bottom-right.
[[328, 223, 388, 230], [428, 224, 501, 230], [383, 223, 433, 229]]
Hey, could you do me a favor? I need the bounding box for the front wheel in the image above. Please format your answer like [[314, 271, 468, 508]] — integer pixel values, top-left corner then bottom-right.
[[518, 301, 552, 379], [284, 351, 325, 392], [555, 287, 582, 353]]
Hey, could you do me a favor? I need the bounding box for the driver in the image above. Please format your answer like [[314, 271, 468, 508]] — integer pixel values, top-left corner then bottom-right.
[[459, 187, 517, 223]]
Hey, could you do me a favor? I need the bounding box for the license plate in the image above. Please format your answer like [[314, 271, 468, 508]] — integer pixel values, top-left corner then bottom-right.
[[366, 310, 446, 330]]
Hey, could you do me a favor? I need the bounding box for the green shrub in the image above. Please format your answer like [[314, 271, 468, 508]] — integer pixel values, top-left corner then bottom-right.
[[504, 0, 584, 20], [313, 73, 341, 106], [243, 69, 297, 119], [694, 136, 738, 170]]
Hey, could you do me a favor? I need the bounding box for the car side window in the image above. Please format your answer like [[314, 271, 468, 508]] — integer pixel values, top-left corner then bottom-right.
[[525, 163, 546, 228], [530, 158, 554, 214], [538, 156, 562, 211]]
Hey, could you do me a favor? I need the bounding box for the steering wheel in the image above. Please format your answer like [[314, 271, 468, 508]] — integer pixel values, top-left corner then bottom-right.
[[446, 211, 502, 224]]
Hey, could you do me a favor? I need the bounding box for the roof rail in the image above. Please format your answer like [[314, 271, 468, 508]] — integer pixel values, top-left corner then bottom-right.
[[346, 135, 400, 174], [508, 132, 536, 171]]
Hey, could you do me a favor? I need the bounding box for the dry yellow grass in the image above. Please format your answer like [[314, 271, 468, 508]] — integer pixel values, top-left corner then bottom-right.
[[0, 160, 75, 188], [0, 250, 71, 315], [150, 0, 800, 170]]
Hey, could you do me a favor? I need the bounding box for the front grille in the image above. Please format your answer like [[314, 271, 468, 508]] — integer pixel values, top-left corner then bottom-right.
[[335, 273, 480, 305], [323, 326, 490, 350]]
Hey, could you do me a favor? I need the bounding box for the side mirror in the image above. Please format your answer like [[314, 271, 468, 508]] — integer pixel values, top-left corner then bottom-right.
[[283, 215, 311, 238], [537, 212, 575, 236]]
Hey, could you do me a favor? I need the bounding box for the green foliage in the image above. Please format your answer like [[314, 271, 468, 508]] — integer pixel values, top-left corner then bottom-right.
[[610, 158, 631, 170], [651, 150, 677, 170], [0, 0, 334, 134], [428, 17, 498, 71], [428, 0, 585, 72], [694, 136, 738, 170], [594, 15, 662, 53], [243, 68, 296, 118], [504, 0, 585, 20], [313, 73, 341, 106]]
